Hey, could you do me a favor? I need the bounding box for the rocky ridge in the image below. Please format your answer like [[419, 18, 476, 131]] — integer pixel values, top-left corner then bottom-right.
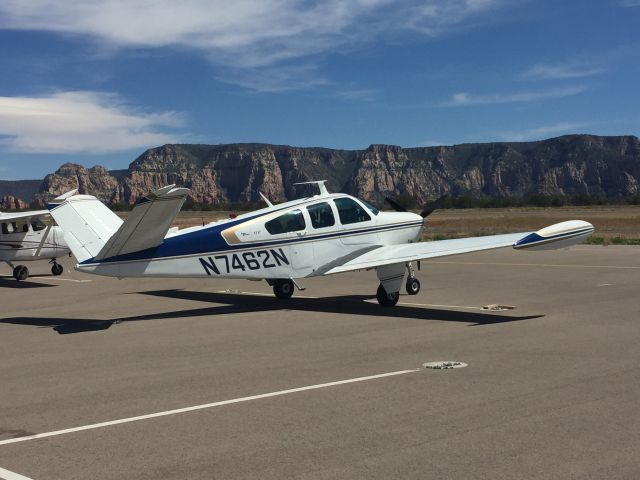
[[23, 134, 640, 207]]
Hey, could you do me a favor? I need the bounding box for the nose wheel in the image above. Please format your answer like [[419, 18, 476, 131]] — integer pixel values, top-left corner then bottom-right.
[[405, 262, 421, 295], [51, 261, 63, 276], [406, 277, 420, 295]]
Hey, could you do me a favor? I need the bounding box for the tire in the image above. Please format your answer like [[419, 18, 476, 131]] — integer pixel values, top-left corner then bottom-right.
[[376, 283, 399, 307], [406, 277, 421, 295], [14, 265, 28, 282], [51, 263, 64, 276], [273, 279, 294, 299]]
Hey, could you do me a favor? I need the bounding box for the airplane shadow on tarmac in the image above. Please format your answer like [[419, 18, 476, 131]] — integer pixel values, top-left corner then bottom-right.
[[0, 289, 544, 335], [0, 277, 57, 289]]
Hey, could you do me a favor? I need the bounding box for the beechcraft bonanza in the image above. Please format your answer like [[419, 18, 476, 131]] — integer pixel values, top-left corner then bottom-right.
[[1, 210, 70, 281], [48, 181, 594, 306]]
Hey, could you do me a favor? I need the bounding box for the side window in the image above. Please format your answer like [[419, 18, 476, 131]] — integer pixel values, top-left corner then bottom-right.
[[307, 202, 335, 229], [265, 209, 306, 235], [334, 198, 371, 225], [1, 223, 9, 234], [31, 218, 47, 232]]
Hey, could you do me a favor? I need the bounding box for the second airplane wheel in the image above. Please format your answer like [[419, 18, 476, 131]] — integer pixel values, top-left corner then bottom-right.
[[376, 284, 399, 307], [273, 279, 294, 299], [51, 263, 64, 276], [406, 277, 421, 295], [13, 265, 29, 281]]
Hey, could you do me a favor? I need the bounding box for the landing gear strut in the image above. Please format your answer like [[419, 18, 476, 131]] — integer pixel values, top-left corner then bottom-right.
[[272, 279, 294, 299], [376, 284, 399, 307]]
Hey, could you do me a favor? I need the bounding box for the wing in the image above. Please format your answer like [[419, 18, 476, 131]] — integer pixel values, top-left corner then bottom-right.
[[320, 220, 594, 275], [0, 210, 50, 221]]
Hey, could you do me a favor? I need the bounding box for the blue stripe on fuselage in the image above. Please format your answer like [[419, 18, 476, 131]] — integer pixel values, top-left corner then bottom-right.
[[81, 219, 423, 265]]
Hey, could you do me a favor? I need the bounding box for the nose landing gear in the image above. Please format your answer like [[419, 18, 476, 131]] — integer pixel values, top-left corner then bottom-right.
[[50, 259, 63, 276], [405, 262, 421, 295]]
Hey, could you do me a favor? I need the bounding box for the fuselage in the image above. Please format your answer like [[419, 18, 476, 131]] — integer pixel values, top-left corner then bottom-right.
[[0, 218, 69, 262], [76, 193, 424, 279]]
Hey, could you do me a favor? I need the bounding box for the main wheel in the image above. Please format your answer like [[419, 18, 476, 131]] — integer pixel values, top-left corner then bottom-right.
[[406, 277, 421, 295], [13, 265, 28, 281], [273, 279, 294, 299], [51, 263, 64, 276], [376, 283, 399, 307]]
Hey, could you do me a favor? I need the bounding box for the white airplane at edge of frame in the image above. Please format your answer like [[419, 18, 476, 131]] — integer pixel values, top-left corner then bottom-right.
[[47, 181, 594, 307], [1, 210, 70, 281]]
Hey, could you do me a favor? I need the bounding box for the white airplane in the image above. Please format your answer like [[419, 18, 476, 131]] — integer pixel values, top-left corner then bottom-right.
[[1, 210, 70, 281], [47, 181, 594, 306]]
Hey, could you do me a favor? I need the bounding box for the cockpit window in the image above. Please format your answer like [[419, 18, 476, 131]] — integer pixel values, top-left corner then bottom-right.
[[360, 199, 379, 216], [31, 218, 47, 231], [334, 198, 371, 225], [306, 202, 335, 229], [265, 209, 306, 235]]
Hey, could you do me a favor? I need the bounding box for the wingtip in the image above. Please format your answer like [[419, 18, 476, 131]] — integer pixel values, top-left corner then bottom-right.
[[514, 220, 594, 250]]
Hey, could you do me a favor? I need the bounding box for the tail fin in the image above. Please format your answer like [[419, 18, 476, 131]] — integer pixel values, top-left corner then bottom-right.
[[96, 185, 189, 260], [48, 190, 123, 263]]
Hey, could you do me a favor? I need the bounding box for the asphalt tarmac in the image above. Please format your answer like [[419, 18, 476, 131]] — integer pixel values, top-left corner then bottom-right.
[[1, 245, 639, 479]]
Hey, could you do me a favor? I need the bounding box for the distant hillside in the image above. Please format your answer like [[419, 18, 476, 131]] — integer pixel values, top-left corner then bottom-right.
[[0, 180, 41, 204], [14, 134, 640, 207]]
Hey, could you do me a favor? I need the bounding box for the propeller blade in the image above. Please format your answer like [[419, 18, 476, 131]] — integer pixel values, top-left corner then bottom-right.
[[419, 206, 436, 218], [384, 197, 408, 212]]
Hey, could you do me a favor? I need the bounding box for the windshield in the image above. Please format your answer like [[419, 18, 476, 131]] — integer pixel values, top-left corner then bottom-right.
[[360, 199, 379, 216]]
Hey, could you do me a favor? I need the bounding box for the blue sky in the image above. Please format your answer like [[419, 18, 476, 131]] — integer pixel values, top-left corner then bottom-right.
[[0, 0, 639, 179]]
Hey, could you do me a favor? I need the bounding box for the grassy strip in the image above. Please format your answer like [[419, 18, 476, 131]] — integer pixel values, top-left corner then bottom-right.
[[585, 236, 640, 246]]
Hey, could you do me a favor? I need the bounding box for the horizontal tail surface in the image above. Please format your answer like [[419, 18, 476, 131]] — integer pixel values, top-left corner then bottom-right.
[[48, 192, 123, 263], [96, 185, 189, 260]]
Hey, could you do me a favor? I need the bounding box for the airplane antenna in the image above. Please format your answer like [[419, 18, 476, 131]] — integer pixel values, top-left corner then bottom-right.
[[259, 192, 274, 207]]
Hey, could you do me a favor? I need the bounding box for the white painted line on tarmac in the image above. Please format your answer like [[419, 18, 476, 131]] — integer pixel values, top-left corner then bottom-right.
[[426, 261, 640, 269], [216, 290, 319, 299], [363, 299, 481, 310], [399, 301, 482, 310], [42, 278, 92, 283], [0, 368, 419, 447], [0, 466, 34, 480]]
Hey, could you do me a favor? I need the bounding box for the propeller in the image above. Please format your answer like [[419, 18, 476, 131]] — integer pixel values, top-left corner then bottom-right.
[[384, 197, 408, 212], [385, 196, 435, 218]]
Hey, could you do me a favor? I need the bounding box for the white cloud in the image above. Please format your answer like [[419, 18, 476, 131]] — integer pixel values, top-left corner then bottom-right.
[[440, 85, 587, 107], [520, 62, 605, 80], [496, 122, 590, 141], [0, 91, 184, 153], [0, 0, 509, 90]]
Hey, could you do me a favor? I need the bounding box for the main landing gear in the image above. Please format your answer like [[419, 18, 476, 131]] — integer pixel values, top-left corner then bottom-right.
[[272, 279, 295, 299], [375, 262, 422, 307], [376, 284, 400, 307], [6, 258, 63, 282], [12, 265, 29, 281]]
